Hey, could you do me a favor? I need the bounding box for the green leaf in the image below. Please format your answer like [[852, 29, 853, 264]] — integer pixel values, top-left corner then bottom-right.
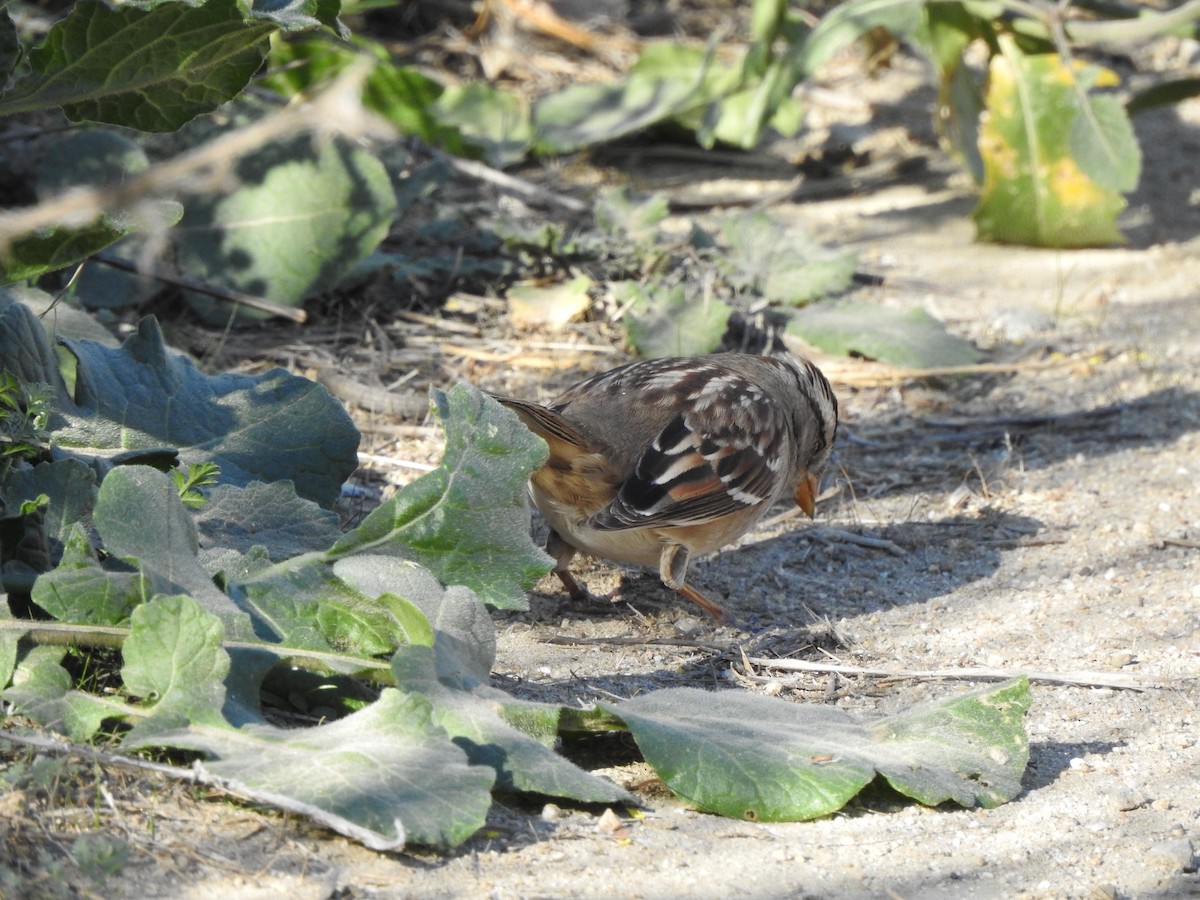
[[333, 557, 491, 680], [227, 559, 339, 651], [36, 130, 148, 196], [623, 43, 749, 147], [720, 211, 858, 305], [751, 0, 787, 44], [31, 523, 147, 624], [0, 298, 61, 387], [533, 57, 708, 154], [247, 0, 331, 32], [700, 55, 803, 149], [262, 35, 350, 96], [363, 61, 475, 156], [908, 2, 992, 182], [329, 385, 552, 610], [767, 93, 804, 137], [172, 461, 220, 508], [0, 433, 97, 592], [268, 46, 477, 155], [607, 678, 1031, 821], [792, 0, 926, 78], [129, 689, 495, 849], [16, 130, 178, 298], [909, 1, 992, 73], [174, 132, 397, 323], [234, 557, 424, 658], [93, 466, 252, 632], [619, 282, 731, 358], [389, 643, 633, 804], [434, 82, 533, 168], [2, 646, 125, 741], [0, 217, 137, 286], [0, 306, 360, 507], [196, 482, 342, 559], [1069, 93, 1140, 193], [17, 495, 49, 516], [0, 617, 19, 692], [973, 37, 1137, 247], [121, 594, 229, 732], [0, 0, 273, 131], [0, 8, 19, 85], [5, 458, 98, 554], [569, 39, 805, 150], [869, 677, 1031, 808], [936, 56, 986, 183], [786, 301, 980, 368], [594, 187, 670, 247], [0, 286, 120, 344]]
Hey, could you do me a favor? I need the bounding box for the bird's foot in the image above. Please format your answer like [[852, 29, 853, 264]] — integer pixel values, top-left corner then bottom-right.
[[554, 569, 624, 614], [675, 583, 738, 627]]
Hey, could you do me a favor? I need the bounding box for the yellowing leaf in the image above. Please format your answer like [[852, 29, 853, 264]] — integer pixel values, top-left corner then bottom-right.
[[1048, 157, 1109, 211], [973, 36, 1139, 247], [507, 276, 592, 332]]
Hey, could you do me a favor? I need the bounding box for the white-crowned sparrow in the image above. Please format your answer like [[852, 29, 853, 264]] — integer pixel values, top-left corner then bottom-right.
[[493, 352, 839, 621]]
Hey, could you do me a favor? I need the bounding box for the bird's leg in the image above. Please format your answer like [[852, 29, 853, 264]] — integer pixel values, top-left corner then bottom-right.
[[676, 583, 731, 624], [659, 544, 730, 623], [546, 530, 623, 606], [545, 530, 588, 600]]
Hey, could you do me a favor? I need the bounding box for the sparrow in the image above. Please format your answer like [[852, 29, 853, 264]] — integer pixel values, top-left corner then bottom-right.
[[492, 352, 839, 622]]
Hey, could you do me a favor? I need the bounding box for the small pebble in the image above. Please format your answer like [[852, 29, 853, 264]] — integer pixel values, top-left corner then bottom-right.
[[990, 307, 1054, 342], [673, 617, 703, 638], [1146, 837, 1195, 872], [1107, 787, 1148, 812], [541, 803, 562, 823], [596, 807, 623, 833]]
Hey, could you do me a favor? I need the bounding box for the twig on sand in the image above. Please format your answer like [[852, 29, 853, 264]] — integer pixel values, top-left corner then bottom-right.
[[540, 634, 735, 654], [806, 527, 907, 557], [440, 153, 590, 215], [740, 655, 1154, 691], [94, 254, 307, 323]]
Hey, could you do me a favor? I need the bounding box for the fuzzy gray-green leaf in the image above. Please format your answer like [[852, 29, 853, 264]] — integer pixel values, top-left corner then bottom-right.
[[329, 385, 552, 610], [787, 301, 980, 368], [608, 678, 1031, 821], [129, 689, 495, 849]]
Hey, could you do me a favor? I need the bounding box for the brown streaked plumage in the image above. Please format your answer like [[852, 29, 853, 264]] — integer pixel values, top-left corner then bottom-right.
[[492, 352, 838, 622]]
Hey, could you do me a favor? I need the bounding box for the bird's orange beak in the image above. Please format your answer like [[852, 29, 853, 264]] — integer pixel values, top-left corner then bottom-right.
[[794, 472, 818, 518]]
